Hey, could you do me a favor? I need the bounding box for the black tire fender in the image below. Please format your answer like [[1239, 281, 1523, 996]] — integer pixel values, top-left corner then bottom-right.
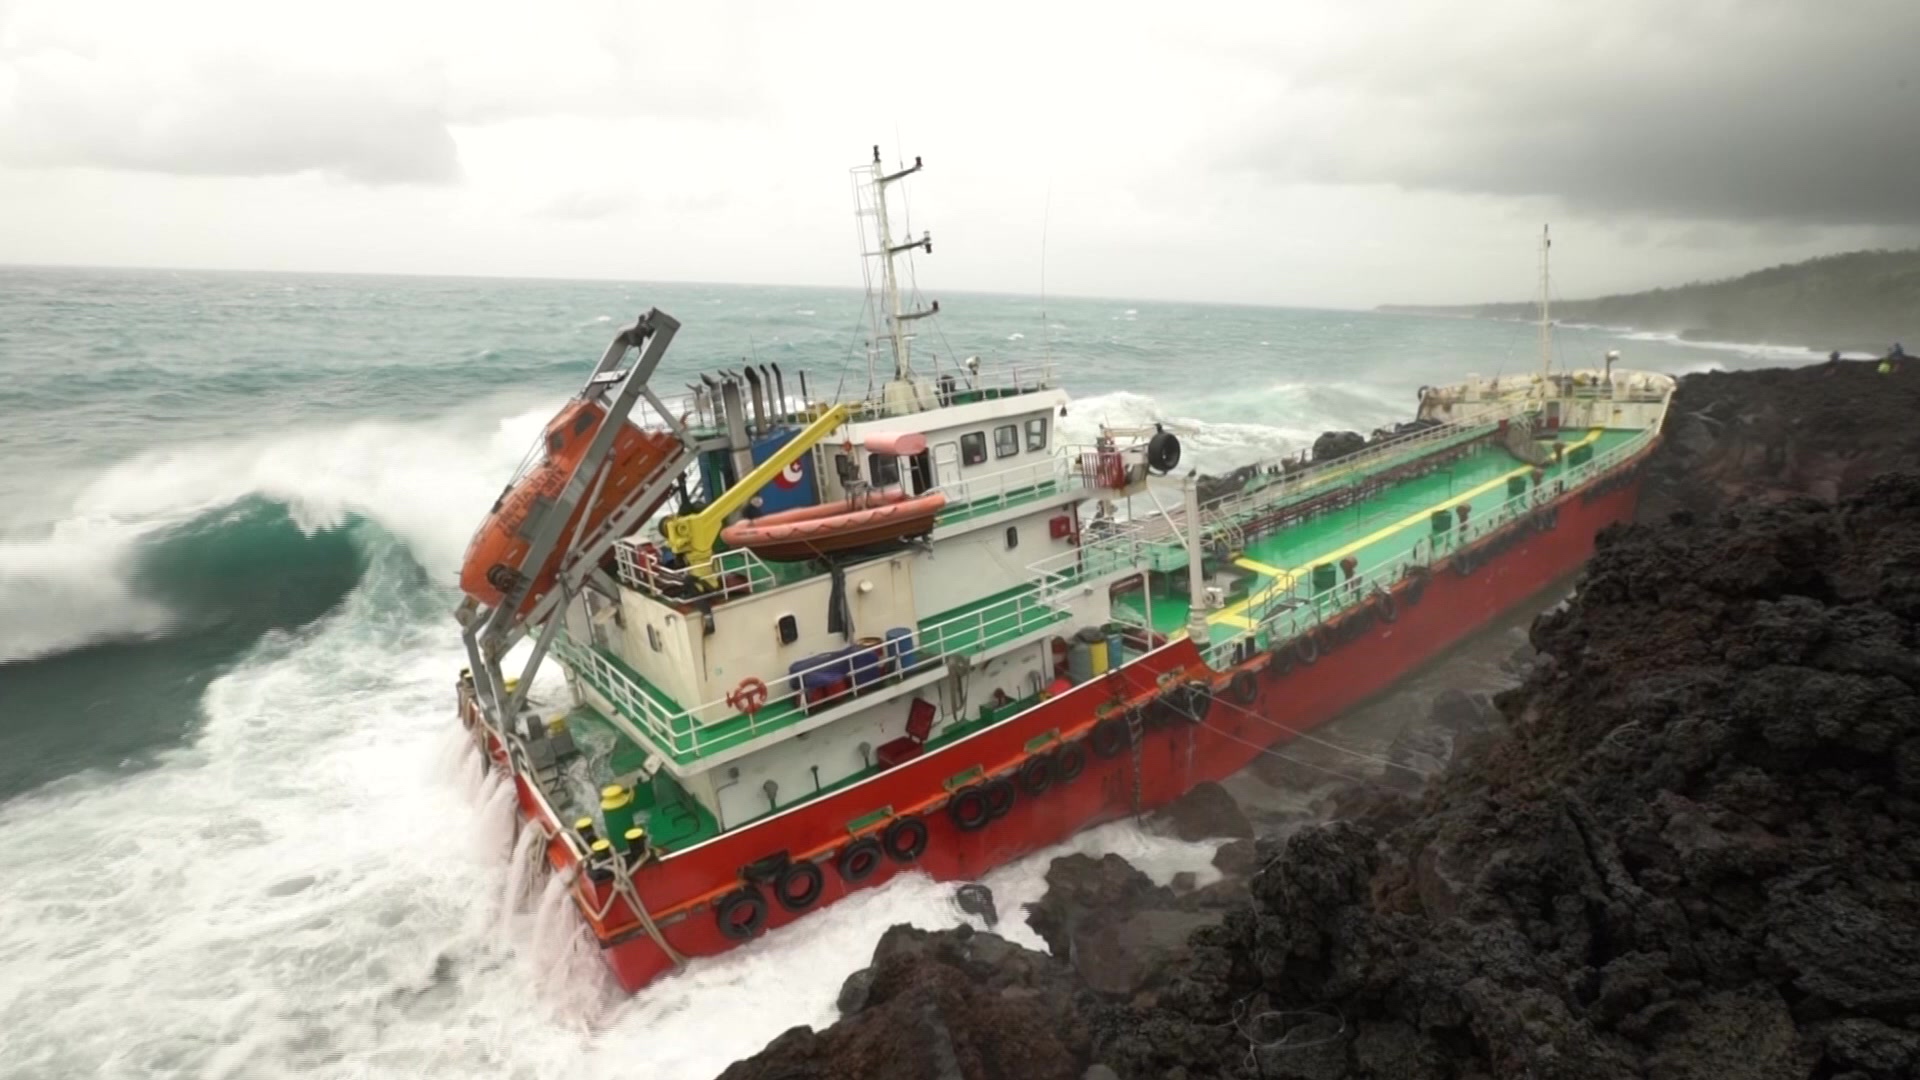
[[716, 887, 768, 940], [883, 815, 929, 863], [837, 836, 885, 882], [774, 860, 824, 912], [1294, 630, 1321, 666], [947, 786, 992, 833], [1376, 591, 1398, 623], [982, 776, 1016, 819], [1017, 754, 1053, 796], [1091, 716, 1130, 758], [1053, 742, 1087, 784], [1229, 669, 1258, 706]]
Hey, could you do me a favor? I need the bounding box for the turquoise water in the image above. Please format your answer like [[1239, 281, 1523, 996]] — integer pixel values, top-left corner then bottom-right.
[[0, 265, 1820, 1078]]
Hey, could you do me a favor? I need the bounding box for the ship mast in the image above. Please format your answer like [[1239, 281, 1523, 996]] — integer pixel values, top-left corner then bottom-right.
[[1537, 224, 1552, 382], [858, 147, 938, 413]]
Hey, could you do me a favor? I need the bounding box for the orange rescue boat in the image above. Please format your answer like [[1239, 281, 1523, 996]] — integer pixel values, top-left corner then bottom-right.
[[460, 399, 682, 614], [721, 488, 947, 561]]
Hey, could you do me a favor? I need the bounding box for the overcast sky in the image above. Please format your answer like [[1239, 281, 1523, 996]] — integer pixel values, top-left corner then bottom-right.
[[2, 0, 1916, 307]]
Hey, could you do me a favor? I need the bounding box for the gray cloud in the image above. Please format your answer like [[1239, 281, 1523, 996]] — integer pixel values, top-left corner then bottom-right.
[[1, 59, 461, 184], [1229, 1, 1920, 227]]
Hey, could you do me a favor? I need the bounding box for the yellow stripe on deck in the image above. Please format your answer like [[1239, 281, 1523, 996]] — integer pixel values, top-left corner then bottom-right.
[[1204, 428, 1604, 629], [1233, 556, 1291, 580]]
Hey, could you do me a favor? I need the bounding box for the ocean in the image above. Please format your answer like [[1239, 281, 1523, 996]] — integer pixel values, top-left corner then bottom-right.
[[0, 265, 1826, 1079]]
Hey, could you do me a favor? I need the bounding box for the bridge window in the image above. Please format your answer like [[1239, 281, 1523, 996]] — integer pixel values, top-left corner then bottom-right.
[[868, 452, 900, 487], [994, 425, 1019, 458], [961, 431, 987, 466], [1025, 416, 1048, 452]]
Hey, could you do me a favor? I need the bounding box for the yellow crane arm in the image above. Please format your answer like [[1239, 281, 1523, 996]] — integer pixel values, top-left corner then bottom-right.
[[662, 403, 851, 581]]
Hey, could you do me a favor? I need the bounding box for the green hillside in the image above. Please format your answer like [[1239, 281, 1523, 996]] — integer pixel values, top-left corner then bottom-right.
[[1382, 248, 1920, 352]]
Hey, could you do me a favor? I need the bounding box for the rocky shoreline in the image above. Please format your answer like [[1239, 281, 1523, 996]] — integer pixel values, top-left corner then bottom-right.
[[722, 360, 1920, 1080]]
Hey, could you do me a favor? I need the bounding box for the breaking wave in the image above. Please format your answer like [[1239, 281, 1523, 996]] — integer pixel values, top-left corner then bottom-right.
[[0, 406, 553, 665], [1062, 382, 1406, 474]]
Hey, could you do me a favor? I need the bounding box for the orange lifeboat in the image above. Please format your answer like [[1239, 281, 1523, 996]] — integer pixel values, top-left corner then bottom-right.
[[720, 489, 947, 561], [460, 399, 682, 614]]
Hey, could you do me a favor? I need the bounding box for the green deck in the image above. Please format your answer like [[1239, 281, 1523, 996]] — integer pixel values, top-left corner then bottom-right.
[[1112, 428, 1643, 648]]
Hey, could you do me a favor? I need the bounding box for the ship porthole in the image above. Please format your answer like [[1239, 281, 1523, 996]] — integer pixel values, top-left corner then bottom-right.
[[883, 816, 929, 862], [774, 861, 824, 912], [716, 887, 768, 940], [948, 786, 993, 832], [837, 837, 884, 883]]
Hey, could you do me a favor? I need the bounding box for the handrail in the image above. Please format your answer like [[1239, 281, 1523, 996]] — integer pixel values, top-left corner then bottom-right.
[[613, 542, 778, 603], [933, 454, 1077, 522]]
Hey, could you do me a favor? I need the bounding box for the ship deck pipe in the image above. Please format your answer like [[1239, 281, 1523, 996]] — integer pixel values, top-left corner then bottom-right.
[[743, 367, 767, 437], [771, 363, 788, 425]]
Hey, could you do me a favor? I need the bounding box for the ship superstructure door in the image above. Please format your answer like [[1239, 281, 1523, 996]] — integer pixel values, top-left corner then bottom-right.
[[933, 441, 960, 486]]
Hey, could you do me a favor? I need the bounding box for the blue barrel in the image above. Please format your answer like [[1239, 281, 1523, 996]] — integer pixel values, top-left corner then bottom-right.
[[1104, 626, 1126, 668], [884, 627, 917, 671], [850, 637, 887, 687]]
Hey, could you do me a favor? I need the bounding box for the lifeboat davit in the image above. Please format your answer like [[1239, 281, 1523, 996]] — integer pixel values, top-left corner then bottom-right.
[[460, 399, 682, 614], [721, 488, 947, 561]]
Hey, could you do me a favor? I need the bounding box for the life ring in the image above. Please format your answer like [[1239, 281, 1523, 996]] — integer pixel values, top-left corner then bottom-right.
[[716, 887, 768, 940], [727, 677, 769, 715], [1229, 670, 1258, 706], [982, 776, 1016, 819], [774, 860, 824, 912], [1053, 742, 1087, 784], [883, 815, 929, 862], [837, 836, 884, 883], [1091, 716, 1131, 758], [948, 786, 993, 831], [1375, 591, 1398, 623], [1018, 754, 1053, 796]]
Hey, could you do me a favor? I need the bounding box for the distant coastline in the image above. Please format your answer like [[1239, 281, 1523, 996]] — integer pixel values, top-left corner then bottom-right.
[[1381, 247, 1920, 356]]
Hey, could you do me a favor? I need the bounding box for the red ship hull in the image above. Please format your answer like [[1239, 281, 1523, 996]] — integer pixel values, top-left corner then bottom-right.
[[467, 450, 1652, 992]]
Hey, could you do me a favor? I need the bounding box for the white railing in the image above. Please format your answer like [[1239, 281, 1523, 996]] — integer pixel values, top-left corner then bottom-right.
[[557, 580, 1069, 760], [1027, 519, 1159, 609], [842, 360, 1057, 422], [1196, 422, 1662, 670], [613, 540, 778, 603], [934, 454, 1078, 524], [1199, 399, 1533, 523]]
